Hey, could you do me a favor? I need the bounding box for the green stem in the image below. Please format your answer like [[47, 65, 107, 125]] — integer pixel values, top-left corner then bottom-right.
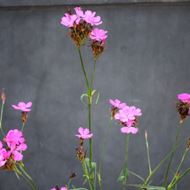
[[143, 144, 179, 186], [124, 135, 130, 171], [163, 125, 181, 186], [21, 122, 25, 132], [145, 131, 152, 174], [77, 47, 95, 189], [78, 48, 89, 90], [167, 148, 189, 189], [0, 101, 5, 136], [82, 161, 94, 190], [168, 167, 190, 190]]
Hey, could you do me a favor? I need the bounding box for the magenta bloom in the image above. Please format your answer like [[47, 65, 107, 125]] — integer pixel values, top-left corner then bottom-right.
[[51, 187, 67, 190], [83, 10, 102, 26], [109, 99, 127, 109], [61, 13, 77, 28], [4, 129, 27, 161], [12, 101, 32, 112], [121, 127, 139, 134], [76, 127, 93, 140], [178, 93, 190, 104], [0, 141, 7, 167], [90, 28, 108, 42]]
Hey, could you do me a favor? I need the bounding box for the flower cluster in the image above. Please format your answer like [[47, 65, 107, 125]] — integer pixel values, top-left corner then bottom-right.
[[51, 186, 67, 190], [177, 93, 190, 123], [61, 7, 108, 58], [109, 99, 142, 134], [0, 129, 27, 170]]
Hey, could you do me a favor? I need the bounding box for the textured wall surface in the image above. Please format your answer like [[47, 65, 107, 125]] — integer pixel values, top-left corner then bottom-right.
[[0, 2, 190, 190]]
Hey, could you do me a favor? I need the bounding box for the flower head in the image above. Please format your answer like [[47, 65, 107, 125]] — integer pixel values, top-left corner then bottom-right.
[[177, 93, 190, 123], [51, 186, 67, 190], [120, 126, 139, 134], [90, 28, 108, 42], [76, 127, 93, 140], [60, 13, 77, 28], [83, 10, 102, 26], [178, 93, 190, 104], [12, 101, 32, 112]]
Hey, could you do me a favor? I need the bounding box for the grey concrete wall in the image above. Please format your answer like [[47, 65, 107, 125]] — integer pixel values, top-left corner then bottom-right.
[[0, 2, 190, 190]]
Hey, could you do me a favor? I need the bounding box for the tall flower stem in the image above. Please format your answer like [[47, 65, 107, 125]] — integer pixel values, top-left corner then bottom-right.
[[163, 124, 181, 186], [77, 47, 95, 189], [145, 131, 152, 175], [0, 100, 5, 136]]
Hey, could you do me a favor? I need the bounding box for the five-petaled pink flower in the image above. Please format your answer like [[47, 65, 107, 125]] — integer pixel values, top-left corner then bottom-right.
[[76, 127, 93, 140], [61, 13, 77, 28], [178, 93, 190, 104], [120, 126, 139, 134], [90, 28, 108, 42], [12, 101, 32, 112], [83, 10, 102, 26], [109, 99, 127, 109]]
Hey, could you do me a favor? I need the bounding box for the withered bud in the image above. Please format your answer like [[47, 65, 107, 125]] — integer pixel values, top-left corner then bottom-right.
[[186, 138, 190, 149], [21, 112, 28, 124], [1, 89, 6, 104], [111, 107, 118, 119], [176, 101, 190, 124], [69, 172, 77, 179], [76, 146, 86, 162], [3, 156, 15, 171], [70, 22, 92, 47], [91, 41, 105, 58]]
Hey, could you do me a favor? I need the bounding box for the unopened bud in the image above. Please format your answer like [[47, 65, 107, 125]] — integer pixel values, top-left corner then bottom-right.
[[1, 89, 6, 104]]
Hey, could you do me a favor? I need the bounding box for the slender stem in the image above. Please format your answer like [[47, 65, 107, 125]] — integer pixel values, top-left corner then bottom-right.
[[168, 167, 190, 190], [21, 122, 25, 132], [145, 131, 152, 174], [91, 59, 97, 88], [168, 148, 189, 189], [78, 48, 89, 90], [0, 101, 5, 136], [143, 144, 179, 186], [77, 47, 95, 189], [124, 135, 130, 170], [163, 124, 181, 186], [82, 161, 94, 190]]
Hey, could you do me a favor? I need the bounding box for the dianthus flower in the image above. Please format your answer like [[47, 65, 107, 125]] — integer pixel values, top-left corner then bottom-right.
[[51, 186, 67, 190], [76, 127, 93, 140], [83, 10, 102, 26], [4, 129, 27, 162], [177, 93, 190, 123], [110, 98, 142, 134], [12, 101, 32, 112], [90, 28, 108, 42], [60, 13, 77, 28], [0, 141, 7, 167]]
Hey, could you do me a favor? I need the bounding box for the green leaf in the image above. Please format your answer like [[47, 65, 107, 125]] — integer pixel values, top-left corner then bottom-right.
[[127, 184, 166, 190], [80, 93, 88, 106]]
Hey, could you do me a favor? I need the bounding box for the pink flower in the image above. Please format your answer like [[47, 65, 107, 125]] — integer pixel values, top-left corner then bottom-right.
[[4, 129, 25, 148], [76, 127, 93, 140], [109, 99, 127, 109], [61, 13, 77, 28], [83, 10, 102, 26], [12, 101, 32, 112], [178, 93, 190, 104], [4, 129, 27, 161], [51, 187, 67, 190], [0, 141, 7, 167], [121, 127, 139, 134], [90, 28, 108, 42]]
